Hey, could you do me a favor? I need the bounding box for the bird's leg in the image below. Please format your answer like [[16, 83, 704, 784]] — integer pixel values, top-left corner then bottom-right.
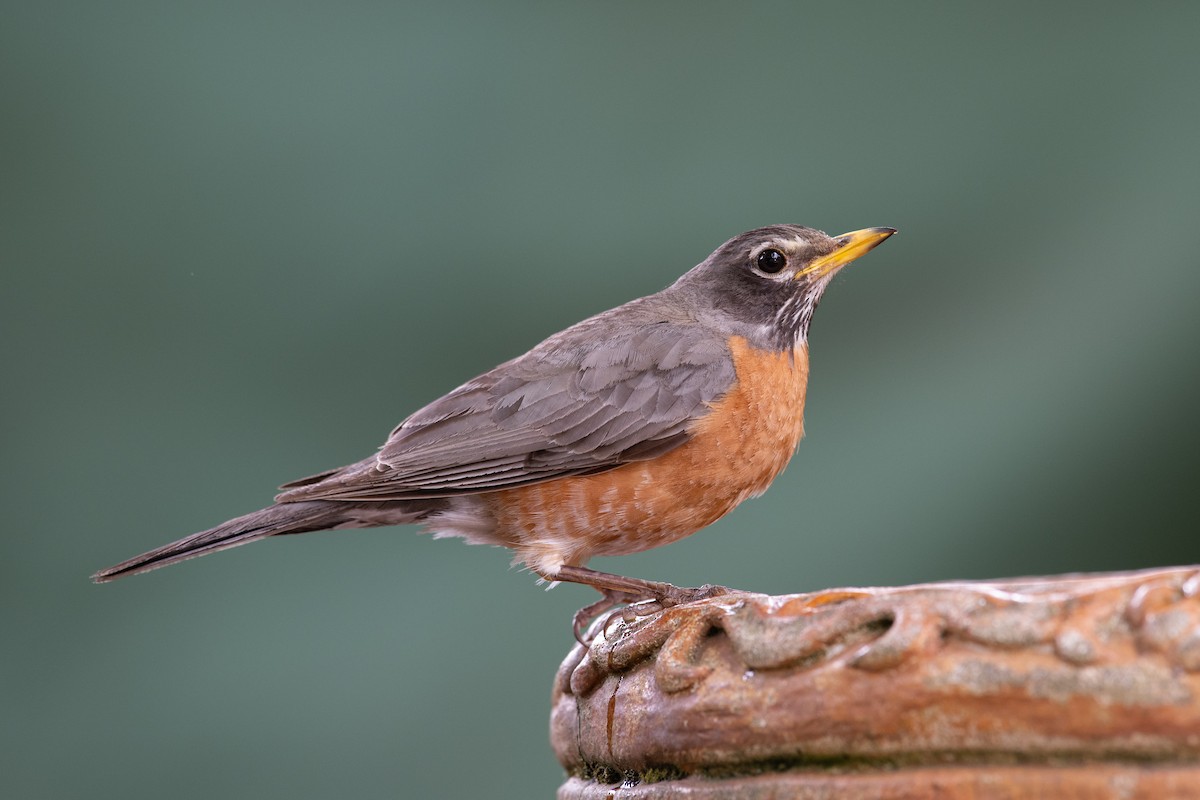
[[554, 565, 677, 599], [553, 565, 731, 644]]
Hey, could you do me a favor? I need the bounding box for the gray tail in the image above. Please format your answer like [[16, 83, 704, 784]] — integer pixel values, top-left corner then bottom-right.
[[91, 500, 352, 583]]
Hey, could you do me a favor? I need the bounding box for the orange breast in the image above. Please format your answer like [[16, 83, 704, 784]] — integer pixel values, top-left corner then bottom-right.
[[489, 336, 810, 576]]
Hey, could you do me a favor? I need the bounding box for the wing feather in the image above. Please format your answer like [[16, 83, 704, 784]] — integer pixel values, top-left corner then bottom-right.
[[275, 299, 735, 502]]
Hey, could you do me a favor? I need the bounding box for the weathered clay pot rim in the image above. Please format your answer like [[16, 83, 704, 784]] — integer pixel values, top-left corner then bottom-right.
[[552, 565, 1200, 787]]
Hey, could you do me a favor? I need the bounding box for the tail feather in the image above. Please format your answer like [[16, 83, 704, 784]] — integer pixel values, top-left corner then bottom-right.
[[91, 500, 349, 583]]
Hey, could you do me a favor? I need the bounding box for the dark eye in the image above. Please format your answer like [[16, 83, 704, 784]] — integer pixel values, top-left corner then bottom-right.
[[756, 248, 787, 274]]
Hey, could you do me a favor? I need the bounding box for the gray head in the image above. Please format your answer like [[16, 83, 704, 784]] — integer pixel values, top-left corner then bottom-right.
[[672, 224, 895, 349]]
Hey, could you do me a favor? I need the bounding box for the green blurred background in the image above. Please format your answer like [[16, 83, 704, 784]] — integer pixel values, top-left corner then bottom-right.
[[4, 2, 1199, 797]]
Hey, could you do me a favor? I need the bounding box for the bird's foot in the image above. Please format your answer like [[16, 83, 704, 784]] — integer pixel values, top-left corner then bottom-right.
[[558, 567, 731, 645], [571, 575, 729, 642], [572, 589, 645, 645], [657, 582, 731, 608]]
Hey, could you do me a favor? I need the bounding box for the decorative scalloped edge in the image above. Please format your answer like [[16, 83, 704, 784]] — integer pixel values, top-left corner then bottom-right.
[[560, 566, 1200, 696]]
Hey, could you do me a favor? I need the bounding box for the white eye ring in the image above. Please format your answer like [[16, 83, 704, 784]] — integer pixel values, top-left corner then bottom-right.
[[752, 247, 788, 277]]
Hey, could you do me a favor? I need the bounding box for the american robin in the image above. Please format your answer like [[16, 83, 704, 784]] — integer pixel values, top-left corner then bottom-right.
[[94, 224, 894, 638]]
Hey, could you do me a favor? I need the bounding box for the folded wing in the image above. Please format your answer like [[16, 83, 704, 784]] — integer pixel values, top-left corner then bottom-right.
[[276, 315, 735, 502]]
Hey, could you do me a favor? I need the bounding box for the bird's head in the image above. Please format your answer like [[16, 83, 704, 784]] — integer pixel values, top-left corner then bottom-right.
[[675, 224, 895, 348]]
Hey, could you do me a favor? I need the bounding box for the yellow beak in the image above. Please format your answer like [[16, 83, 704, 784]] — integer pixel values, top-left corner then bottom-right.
[[797, 227, 896, 280]]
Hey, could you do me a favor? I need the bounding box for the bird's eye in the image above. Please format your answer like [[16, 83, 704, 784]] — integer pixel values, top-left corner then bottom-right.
[[756, 248, 787, 274]]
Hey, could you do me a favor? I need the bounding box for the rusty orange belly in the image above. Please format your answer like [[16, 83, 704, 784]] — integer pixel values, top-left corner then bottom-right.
[[487, 337, 810, 576]]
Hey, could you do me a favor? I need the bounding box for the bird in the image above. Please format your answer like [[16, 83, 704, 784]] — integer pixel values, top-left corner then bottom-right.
[[94, 224, 895, 639]]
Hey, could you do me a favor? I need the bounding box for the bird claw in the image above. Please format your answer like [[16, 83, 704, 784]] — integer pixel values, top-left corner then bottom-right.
[[660, 583, 730, 607], [573, 589, 643, 645], [573, 583, 732, 645]]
